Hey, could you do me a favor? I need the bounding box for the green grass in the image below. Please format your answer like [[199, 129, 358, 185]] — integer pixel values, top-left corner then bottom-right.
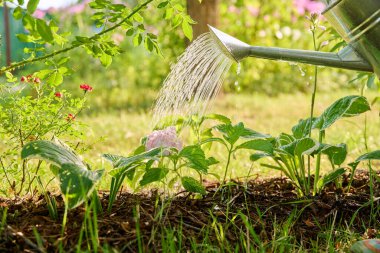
[[81, 89, 380, 182]]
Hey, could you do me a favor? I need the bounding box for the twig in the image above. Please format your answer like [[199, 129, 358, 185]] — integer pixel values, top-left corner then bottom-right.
[[0, 0, 154, 75], [6, 225, 47, 253]]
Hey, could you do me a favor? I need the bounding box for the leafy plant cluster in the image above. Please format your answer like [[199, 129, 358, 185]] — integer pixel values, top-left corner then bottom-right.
[[20, 93, 380, 210], [0, 0, 194, 195]]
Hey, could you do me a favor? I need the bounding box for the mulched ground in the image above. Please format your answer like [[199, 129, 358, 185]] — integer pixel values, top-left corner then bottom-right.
[[0, 170, 379, 252]]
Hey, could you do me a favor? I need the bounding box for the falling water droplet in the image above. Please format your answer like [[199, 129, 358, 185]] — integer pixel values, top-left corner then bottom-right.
[[236, 62, 241, 75]]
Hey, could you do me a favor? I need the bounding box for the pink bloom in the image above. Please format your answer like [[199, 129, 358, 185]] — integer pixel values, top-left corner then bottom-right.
[[145, 127, 182, 155], [228, 6, 241, 14], [55, 92, 63, 98], [33, 9, 46, 19], [247, 5, 259, 17], [293, 0, 325, 15]]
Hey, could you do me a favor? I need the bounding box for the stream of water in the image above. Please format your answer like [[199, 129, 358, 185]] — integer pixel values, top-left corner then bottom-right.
[[152, 33, 233, 128]]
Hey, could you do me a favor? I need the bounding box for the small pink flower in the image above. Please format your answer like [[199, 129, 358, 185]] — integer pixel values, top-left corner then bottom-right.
[[293, 0, 325, 15], [145, 126, 182, 155], [21, 76, 27, 82], [55, 92, 63, 98]]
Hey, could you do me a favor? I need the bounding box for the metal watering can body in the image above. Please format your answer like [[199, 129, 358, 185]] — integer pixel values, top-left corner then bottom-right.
[[208, 0, 380, 78]]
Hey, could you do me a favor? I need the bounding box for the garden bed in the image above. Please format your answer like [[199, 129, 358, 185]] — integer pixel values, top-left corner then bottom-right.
[[1, 170, 379, 252]]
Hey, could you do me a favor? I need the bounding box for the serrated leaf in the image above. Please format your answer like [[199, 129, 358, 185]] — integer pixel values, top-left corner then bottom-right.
[[46, 71, 63, 86], [100, 53, 112, 67], [181, 176, 206, 195], [182, 20, 193, 41], [140, 168, 168, 186], [179, 145, 208, 174], [37, 19, 54, 42], [27, 0, 40, 14], [13, 7, 23, 20], [158, 1, 169, 8]]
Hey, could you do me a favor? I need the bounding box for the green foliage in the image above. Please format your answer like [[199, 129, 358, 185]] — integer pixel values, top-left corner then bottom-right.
[[21, 139, 104, 209], [250, 95, 370, 197]]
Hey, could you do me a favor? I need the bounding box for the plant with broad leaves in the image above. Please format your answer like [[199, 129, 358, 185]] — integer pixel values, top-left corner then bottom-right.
[[21, 138, 104, 209], [251, 95, 370, 197], [103, 126, 218, 212]]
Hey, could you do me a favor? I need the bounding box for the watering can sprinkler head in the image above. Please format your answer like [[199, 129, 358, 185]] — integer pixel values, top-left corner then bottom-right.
[[207, 0, 380, 79]]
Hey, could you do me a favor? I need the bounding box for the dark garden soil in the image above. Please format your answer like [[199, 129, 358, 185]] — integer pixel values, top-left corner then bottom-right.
[[1, 170, 379, 252]]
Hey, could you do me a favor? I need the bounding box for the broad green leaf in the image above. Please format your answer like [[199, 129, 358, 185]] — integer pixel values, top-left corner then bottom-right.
[[21, 140, 103, 209], [140, 168, 168, 186], [250, 152, 272, 162], [181, 176, 206, 195], [321, 143, 347, 166], [36, 19, 53, 42], [59, 163, 104, 209], [350, 150, 380, 169], [21, 140, 85, 169], [313, 96, 370, 131], [294, 138, 319, 156], [236, 139, 273, 154], [179, 145, 208, 174], [27, 0, 40, 14], [277, 133, 296, 146], [292, 118, 317, 139], [182, 20, 193, 41], [316, 168, 345, 190], [103, 148, 162, 176], [356, 150, 380, 162]]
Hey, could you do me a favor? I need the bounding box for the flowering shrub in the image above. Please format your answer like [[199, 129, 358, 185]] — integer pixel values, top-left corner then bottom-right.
[[0, 72, 90, 195]]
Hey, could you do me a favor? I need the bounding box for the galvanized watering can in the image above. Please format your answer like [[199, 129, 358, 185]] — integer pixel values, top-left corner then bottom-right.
[[208, 0, 380, 78]]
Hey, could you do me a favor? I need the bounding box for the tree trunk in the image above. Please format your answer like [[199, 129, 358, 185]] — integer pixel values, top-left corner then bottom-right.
[[186, 0, 219, 40]]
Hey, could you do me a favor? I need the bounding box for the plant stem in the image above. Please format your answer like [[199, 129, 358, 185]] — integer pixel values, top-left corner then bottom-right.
[[0, 0, 154, 74], [313, 130, 324, 195], [222, 145, 233, 184], [309, 26, 319, 196]]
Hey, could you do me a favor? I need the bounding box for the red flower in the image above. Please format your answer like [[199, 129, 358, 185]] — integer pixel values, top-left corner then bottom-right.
[[21, 76, 27, 82], [34, 77, 41, 84], [80, 84, 93, 92], [55, 92, 63, 98], [66, 113, 75, 121]]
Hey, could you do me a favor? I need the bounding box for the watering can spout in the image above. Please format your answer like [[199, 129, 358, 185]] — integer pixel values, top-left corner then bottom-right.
[[208, 25, 374, 73]]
